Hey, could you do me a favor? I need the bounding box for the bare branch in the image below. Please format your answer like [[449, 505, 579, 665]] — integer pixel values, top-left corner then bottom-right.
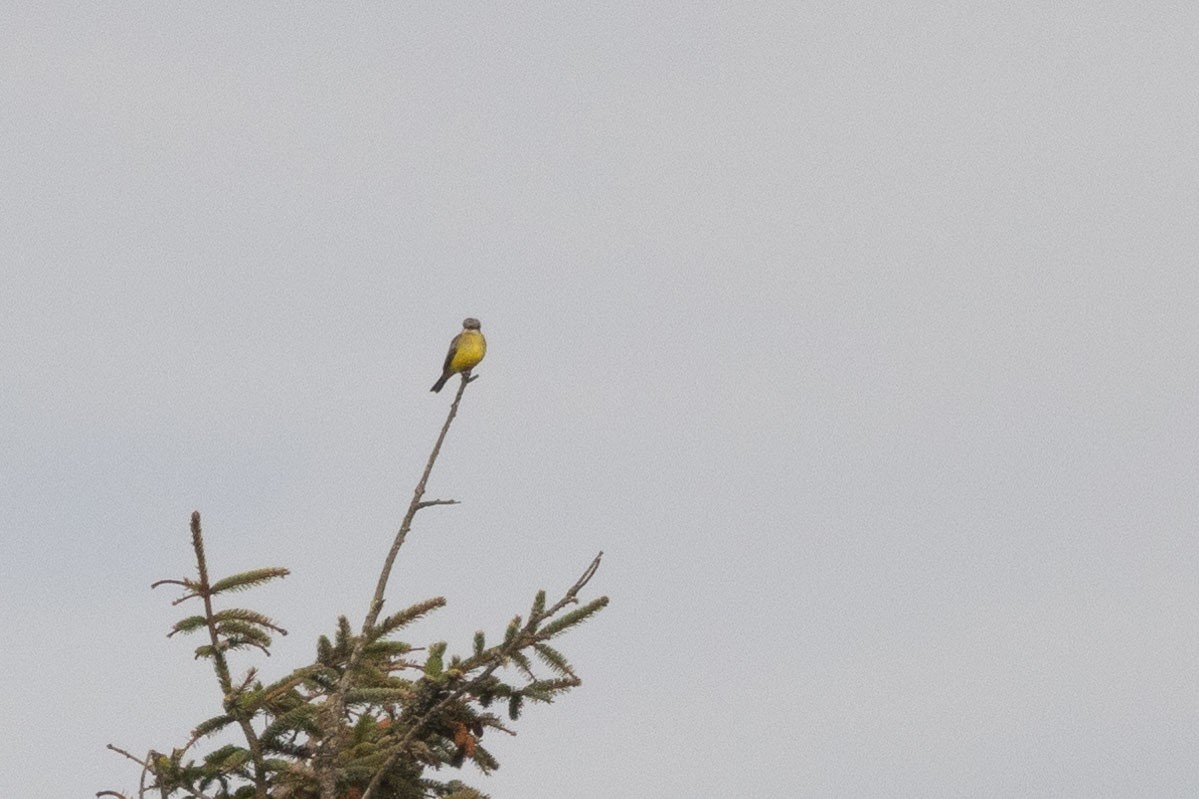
[[105, 744, 148, 767], [414, 498, 459, 509]]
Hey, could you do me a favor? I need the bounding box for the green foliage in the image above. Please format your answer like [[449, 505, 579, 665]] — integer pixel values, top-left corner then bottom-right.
[[105, 516, 606, 799], [501, 617, 520, 648], [529, 590, 546, 620], [209, 568, 290, 596], [370, 597, 448, 643], [192, 713, 235, 739], [424, 641, 447, 678], [537, 597, 609, 639], [532, 643, 573, 678]]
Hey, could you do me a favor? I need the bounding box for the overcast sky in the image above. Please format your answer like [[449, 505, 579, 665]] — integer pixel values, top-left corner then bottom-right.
[[3, 4, 1198, 797]]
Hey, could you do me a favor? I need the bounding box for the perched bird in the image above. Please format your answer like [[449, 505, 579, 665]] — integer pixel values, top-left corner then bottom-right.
[[431, 317, 486, 393]]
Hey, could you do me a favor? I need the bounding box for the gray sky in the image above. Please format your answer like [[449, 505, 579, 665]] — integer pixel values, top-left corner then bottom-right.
[[3, 4, 1198, 796]]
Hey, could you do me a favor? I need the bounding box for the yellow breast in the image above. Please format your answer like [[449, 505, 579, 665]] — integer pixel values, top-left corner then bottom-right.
[[450, 329, 486, 372]]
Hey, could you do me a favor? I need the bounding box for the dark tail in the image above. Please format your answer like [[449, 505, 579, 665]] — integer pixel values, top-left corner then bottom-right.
[[430, 373, 450, 393]]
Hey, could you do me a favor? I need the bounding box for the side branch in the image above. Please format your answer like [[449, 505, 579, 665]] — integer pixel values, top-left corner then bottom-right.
[[545, 551, 603, 619], [415, 499, 459, 510], [105, 743, 148, 767]]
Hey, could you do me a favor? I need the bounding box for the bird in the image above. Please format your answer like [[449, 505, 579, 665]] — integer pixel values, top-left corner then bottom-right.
[[431, 317, 486, 393]]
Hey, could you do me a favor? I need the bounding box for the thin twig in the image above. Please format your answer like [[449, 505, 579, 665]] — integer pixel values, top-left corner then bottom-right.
[[540, 551, 603, 621]]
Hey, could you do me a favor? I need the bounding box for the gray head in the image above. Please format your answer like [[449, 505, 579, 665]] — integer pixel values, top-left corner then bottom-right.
[[462, 318, 481, 330]]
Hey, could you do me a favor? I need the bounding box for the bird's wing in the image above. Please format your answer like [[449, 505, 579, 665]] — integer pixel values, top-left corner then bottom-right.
[[441, 332, 462, 374]]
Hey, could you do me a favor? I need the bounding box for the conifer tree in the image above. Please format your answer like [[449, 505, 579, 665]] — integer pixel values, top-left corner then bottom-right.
[[101, 372, 607, 799]]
